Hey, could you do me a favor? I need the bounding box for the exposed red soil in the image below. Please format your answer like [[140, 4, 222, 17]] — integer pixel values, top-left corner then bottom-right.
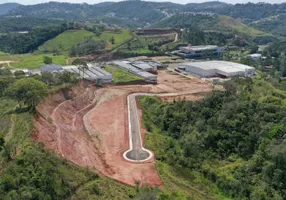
[[32, 70, 212, 186]]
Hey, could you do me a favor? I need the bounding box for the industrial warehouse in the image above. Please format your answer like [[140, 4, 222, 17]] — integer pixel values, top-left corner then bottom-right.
[[112, 60, 158, 83], [174, 45, 222, 58], [12, 59, 162, 84], [177, 61, 255, 78], [40, 64, 113, 83]]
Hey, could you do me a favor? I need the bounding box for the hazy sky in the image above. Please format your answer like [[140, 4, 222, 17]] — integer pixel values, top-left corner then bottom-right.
[[1, 0, 286, 5]]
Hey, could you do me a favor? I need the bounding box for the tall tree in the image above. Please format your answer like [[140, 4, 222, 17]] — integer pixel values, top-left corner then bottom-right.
[[5, 78, 48, 109], [0, 132, 11, 160], [43, 56, 53, 65], [72, 59, 88, 79]]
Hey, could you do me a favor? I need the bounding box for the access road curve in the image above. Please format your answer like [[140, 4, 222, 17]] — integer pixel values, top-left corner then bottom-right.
[[123, 88, 211, 162]]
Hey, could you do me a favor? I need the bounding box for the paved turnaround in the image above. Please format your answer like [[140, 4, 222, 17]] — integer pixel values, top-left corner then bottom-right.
[[123, 88, 211, 162]]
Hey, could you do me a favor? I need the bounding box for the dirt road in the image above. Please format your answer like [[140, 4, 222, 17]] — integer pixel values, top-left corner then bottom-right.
[[0, 61, 15, 68]]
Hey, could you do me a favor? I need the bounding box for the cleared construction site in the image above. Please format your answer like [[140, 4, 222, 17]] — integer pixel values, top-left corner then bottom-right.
[[33, 69, 212, 187], [31, 58, 257, 186]]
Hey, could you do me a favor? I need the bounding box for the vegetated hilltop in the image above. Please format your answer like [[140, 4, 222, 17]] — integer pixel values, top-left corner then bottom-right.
[[38, 29, 99, 53], [0, 24, 70, 54], [251, 14, 286, 37], [216, 2, 286, 22], [0, 17, 65, 33], [38, 28, 132, 55], [153, 14, 268, 38], [4, 1, 286, 36], [0, 3, 20, 15], [184, 1, 231, 11], [5, 1, 181, 23]]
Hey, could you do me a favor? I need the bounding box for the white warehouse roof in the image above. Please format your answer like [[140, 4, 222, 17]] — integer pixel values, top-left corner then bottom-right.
[[179, 61, 255, 77], [180, 45, 218, 51]]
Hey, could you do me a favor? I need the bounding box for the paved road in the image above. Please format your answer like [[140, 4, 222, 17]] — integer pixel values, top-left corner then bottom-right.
[[123, 88, 212, 162]]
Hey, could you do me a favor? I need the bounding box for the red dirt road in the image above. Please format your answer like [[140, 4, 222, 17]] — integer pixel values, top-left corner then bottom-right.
[[32, 71, 212, 186]]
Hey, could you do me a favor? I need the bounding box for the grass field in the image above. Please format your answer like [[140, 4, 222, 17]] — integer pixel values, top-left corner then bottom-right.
[[38, 29, 133, 54], [4, 54, 67, 69], [218, 16, 270, 37], [105, 65, 143, 84], [0, 98, 17, 135], [100, 30, 133, 50], [38, 30, 99, 53]]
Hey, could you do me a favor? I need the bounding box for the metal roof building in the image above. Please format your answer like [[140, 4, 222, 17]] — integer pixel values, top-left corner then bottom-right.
[[41, 64, 63, 73], [177, 45, 222, 58], [113, 61, 157, 83], [180, 45, 219, 52], [178, 61, 255, 77], [131, 61, 154, 72], [62, 65, 112, 83]]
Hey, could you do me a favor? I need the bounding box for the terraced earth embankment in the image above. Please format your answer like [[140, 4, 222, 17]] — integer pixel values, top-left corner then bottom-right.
[[33, 70, 212, 186]]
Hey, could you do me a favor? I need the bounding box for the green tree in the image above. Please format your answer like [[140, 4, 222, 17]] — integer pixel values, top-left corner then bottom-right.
[[5, 78, 48, 109], [43, 56, 53, 64], [72, 59, 88, 79], [0, 132, 11, 160], [223, 80, 237, 94], [110, 36, 115, 45], [0, 68, 12, 76], [56, 71, 79, 84], [249, 45, 259, 54], [14, 70, 26, 79], [41, 72, 55, 85], [0, 79, 9, 96]]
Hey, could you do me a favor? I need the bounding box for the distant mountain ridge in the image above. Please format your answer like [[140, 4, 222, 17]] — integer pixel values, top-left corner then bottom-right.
[[2, 1, 286, 36], [0, 3, 21, 15]]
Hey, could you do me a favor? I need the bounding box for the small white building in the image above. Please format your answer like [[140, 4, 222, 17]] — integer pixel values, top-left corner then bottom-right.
[[249, 53, 262, 60], [178, 61, 255, 78]]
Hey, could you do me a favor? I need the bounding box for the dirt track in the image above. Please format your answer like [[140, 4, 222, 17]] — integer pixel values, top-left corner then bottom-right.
[[32, 70, 212, 186]]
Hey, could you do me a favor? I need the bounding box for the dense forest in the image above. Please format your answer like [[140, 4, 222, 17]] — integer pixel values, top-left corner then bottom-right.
[[0, 23, 72, 54], [152, 14, 218, 29], [181, 27, 233, 46], [141, 77, 286, 199], [0, 17, 65, 33]]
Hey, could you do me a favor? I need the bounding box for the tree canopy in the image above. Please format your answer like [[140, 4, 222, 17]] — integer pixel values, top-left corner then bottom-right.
[[5, 78, 48, 108], [141, 77, 286, 199]]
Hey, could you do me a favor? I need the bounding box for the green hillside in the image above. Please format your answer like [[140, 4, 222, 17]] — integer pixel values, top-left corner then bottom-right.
[[153, 14, 270, 38], [100, 30, 133, 49], [12, 54, 67, 69], [38, 29, 98, 53], [38, 29, 133, 53], [141, 77, 286, 200], [217, 15, 269, 37]]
